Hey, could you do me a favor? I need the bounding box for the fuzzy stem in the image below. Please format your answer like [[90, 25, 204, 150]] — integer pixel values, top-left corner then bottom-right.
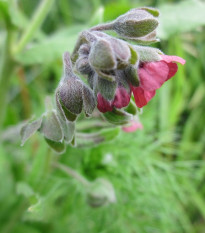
[[90, 22, 114, 31], [53, 162, 90, 187], [13, 0, 54, 55]]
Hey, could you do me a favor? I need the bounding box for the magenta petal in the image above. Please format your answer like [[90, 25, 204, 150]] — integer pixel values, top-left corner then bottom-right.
[[122, 120, 143, 133], [131, 86, 156, 108], [160, 55, 186, 65], [166, 62, 178, 80], [97, 93, 113, 113], [112, 87, 131, 109], [139, 61, 169, 92]]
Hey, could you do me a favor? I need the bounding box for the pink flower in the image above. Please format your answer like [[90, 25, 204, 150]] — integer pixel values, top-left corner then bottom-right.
[[97, 87, 131, 113], [122, 120, 143, 133], [131, 55, 186, 108]]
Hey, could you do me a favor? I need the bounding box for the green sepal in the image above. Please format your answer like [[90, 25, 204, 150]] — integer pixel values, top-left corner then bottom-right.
[[20, 118, 42, 146], [103, 108, 133, 125], [40, 110, 63, 142], [128, 45, 138, 65], [45, 138, 66, 154]]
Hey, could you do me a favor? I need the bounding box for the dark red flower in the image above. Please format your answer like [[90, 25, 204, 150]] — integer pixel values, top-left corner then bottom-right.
[[97, 86, 131, 113], [131, 55, 185, 108]]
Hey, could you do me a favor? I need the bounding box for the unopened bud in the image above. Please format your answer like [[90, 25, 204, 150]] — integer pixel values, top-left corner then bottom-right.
[[87, 178, 116, 208], [76, 44, 93, 75], [113, 8, 158, 38], [92, 31, 138, 68], [89, 39, 116, 70], [92, 31, 132, 68], [76, 55, 92, 75], [82, 85, 96, 117], [40, 110, 63, 142], [78, 43, 90, 55], [56, 52, 84, 121]]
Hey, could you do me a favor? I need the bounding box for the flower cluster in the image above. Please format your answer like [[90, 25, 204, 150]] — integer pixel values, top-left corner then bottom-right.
[[56, 7, 185, 125], [21, 7, 186, 154]]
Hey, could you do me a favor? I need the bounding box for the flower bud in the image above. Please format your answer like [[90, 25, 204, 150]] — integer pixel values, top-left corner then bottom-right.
[[112, 8, 159, 38], [82, 84, 96, 117], [78, 43, 90, 56], [89, 39, 117, 70], [56, 52, 84, 121], [86, 178, 116, 208], [55, 97, 75, 143], [76, 55, 92, 75], [92, 31, 137, 68], [40, 110, 63, 142], [76, 44, 93, 75], [92, 32, 132, 68]]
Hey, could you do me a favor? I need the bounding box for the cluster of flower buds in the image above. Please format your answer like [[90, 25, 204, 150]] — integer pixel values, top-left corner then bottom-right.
[[56, 7, 185, 127], [21, 7, 186, 153]]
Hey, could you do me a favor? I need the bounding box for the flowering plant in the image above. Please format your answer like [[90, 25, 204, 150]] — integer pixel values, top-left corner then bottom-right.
[[20, 7, 185, 207]]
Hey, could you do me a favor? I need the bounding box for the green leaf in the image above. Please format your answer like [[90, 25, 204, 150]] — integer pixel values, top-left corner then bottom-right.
[[20, 118, 42, 146], [16, 182, 34, 197], [158, 0, 205, 39]]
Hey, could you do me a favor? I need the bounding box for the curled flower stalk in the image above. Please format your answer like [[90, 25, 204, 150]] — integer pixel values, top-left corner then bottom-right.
[[21, 7, 185, 155]]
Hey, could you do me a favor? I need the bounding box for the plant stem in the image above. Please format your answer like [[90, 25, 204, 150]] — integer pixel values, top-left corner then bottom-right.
[[53, 162, 90, 187], [0, 0, 54, 131], [13, 0, 54, 55], [0, 30, 14, 131], [90, 22, 114, 31]]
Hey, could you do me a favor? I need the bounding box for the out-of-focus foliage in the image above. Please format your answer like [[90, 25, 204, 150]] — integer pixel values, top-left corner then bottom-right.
[[0, 0, 205, 233]]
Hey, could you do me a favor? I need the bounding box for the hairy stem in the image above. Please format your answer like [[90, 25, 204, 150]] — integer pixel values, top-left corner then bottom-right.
[[53, 162, 90, 187], [90, 22, 114, 31]]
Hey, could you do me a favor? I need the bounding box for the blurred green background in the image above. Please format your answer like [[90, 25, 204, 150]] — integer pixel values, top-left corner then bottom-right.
[[0, 0, 205, 232]]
